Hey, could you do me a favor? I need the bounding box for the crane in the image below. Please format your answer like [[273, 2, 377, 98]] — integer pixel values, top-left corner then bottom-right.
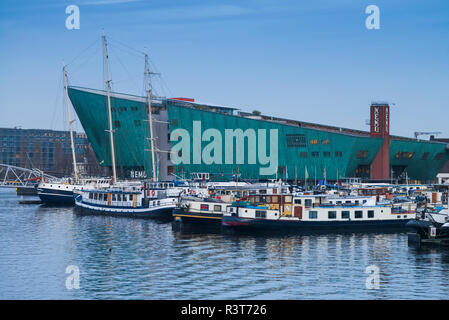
[[414, 131, 442, 140]]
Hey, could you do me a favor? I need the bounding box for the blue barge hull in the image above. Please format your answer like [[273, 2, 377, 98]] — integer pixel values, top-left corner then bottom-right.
[[222, 216, 411, 232]]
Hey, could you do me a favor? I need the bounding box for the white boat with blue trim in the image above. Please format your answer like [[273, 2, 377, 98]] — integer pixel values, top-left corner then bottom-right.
[[74, 181, 181, 219]]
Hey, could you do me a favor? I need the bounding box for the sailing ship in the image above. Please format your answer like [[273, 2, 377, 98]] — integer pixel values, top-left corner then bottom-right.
[[74, 34, 179, 218], [37, 66, 111, 205]]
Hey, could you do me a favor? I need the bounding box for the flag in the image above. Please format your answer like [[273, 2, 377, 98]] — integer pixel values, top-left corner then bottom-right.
[[305, 166, 309, 180], [285, 165, 288, 180]]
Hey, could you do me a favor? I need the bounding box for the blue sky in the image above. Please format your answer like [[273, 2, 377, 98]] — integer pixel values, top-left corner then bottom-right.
[[0, 0, 448, 138]]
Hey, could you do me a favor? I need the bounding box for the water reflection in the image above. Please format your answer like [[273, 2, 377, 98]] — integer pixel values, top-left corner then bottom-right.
[[1, 189, 449, 299]]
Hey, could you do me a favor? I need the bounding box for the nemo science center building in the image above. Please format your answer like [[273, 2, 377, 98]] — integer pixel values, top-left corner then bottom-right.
[[67, 86, 449, 184]]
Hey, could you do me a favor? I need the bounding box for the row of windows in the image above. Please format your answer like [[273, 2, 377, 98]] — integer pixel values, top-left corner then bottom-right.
[[307, 151, 342, 158], [200, 204, 223, 212], [309, 139, 330, 145], [394, 151, 446, 161], [308, 210, 375, 219], [89, 193, 133, 202], [111, 106, 139, 112]]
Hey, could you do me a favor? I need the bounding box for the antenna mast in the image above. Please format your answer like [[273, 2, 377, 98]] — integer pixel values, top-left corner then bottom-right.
[[63, 65, 79, 182], [102, 33, 117, 184]]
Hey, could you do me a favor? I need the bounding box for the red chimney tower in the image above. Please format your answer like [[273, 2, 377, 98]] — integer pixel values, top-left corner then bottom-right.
[[370, 102, 390, 180]]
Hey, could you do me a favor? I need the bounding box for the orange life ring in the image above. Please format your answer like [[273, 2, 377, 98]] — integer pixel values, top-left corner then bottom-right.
[[151, 190, 156, 196]]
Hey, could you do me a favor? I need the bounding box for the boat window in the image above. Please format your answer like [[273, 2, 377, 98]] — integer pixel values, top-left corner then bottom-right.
[[157, 201, 160, 205], [255, 210, 266, 218], [94, 193, 98, 200], [123, 194, 127, 202], [266, 196, 271, 203], [294, 199, 301, 204], [260, 196, 266, 203], [355, 210, 363, 219], [337, 201, 342, 204], [342, 211, 350, 219], [305, 199, 312, 207], [272, 196, 279, 203], [285, 195, 292, 203], [214, 205, 222, 212], [200, 204, 209, 211], [328, 211, 337, 219], [345, 200, 351, 204], [112, 194, 116, 201], [103, 194, 107, 201], [89, 193, 93, 199], [363, 200, 367, 204], [259, 189, 267, 194], [255, 196, 260, 203], [368, 210, 374, 218], [309, 211, 317, 219]]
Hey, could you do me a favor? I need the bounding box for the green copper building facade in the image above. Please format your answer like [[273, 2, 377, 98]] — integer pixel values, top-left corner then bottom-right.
[[68, 86, 449, 183]]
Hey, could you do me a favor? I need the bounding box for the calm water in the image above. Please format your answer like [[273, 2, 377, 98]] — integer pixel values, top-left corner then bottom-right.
[[0, 188, 448, 300]]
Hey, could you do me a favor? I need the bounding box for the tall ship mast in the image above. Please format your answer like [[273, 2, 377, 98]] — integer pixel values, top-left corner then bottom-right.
[[145, 53, 157, 182], [63, 64, 79, 182], [102, 33, 117, 184]]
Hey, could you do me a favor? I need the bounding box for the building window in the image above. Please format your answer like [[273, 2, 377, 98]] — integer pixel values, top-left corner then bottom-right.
[[300, 152, 307, 158], [134, 120, 141, 127], [114, 120, 121, 128], [309, 139, 318, 145], [395, 152, 414, 159], [342, 211, 350, 219], [311, 152, 319, 158], [131, 106, 138, 111], [171, 119, 178, 126], [286, 134, 306, 147], [111, 107, 116, 112], [323, 151, 331, 158], [421, 152, 430, 160], [356, 150, 368, 159], [119, 107, 127, 112], [321, 139, 329, 145], [435, 152, 446, 160], [309, 211, 317, 219], [278, 166, 286, 175], [335, 151, 342, 157], [328, 211, 337, 219], [355, 210, 363, 219]]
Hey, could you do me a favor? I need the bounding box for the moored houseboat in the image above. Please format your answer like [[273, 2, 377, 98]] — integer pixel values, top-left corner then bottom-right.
[[173, 182, 290, 225], [222, 192, 415, 232]]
